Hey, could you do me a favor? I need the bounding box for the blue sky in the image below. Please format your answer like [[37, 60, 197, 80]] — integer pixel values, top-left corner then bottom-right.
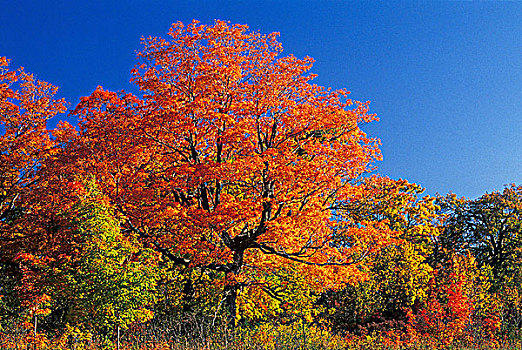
[[1, 1, 520, 199]]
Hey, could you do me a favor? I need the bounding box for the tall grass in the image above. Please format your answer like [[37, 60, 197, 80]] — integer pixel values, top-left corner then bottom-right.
[[1, 316, 521, 350]]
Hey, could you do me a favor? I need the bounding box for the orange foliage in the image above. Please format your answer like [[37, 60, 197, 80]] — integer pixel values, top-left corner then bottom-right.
[[0, 21, 519, 349], [0, 56, 67, 240], [65, 20, 389, 323], [412, 272, 473, 346]]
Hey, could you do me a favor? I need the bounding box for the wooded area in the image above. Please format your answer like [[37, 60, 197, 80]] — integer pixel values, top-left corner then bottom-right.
[[1, 20, 521, 349]]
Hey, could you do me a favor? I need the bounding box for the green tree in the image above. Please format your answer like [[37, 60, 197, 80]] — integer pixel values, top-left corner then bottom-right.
[[434, 185, 522, 286], [64, 179, 160, 339]]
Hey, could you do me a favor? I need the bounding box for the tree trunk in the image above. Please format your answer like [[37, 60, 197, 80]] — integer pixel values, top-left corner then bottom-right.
[[223, 250, 244, 329], [224, 281, 239, 329]]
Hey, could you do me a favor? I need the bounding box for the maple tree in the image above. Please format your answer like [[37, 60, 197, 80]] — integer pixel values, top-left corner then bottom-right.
[[68, 20, 387, 325], [0, 57, 68, 332], [0, 56, 66, 246], [406, 253, 500, 349]]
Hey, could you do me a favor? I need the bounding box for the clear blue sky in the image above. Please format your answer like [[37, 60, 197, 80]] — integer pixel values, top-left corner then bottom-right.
[[1, 1, 520, 199]]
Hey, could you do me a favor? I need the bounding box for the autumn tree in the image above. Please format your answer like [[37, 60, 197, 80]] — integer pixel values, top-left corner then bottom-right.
[[0, 57, 67, 328], [322, 178, 499, 347], [320, 177, 438, 334], [0, 57, 66, 244], [406, 253, 499, 348], [61, 179, 160, 341], [434, 186, 522, 334], [67, 20, 388, 326]]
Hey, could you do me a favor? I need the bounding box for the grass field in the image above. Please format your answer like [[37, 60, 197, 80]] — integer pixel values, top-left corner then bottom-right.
[[1, 321, 521, 350]]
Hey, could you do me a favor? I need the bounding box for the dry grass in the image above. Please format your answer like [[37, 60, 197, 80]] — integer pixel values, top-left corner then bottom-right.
[[1, 317, 521, 350]]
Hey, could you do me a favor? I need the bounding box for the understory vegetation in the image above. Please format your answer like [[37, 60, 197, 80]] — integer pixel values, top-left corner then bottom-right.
[[1, 21, 521, 349]]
